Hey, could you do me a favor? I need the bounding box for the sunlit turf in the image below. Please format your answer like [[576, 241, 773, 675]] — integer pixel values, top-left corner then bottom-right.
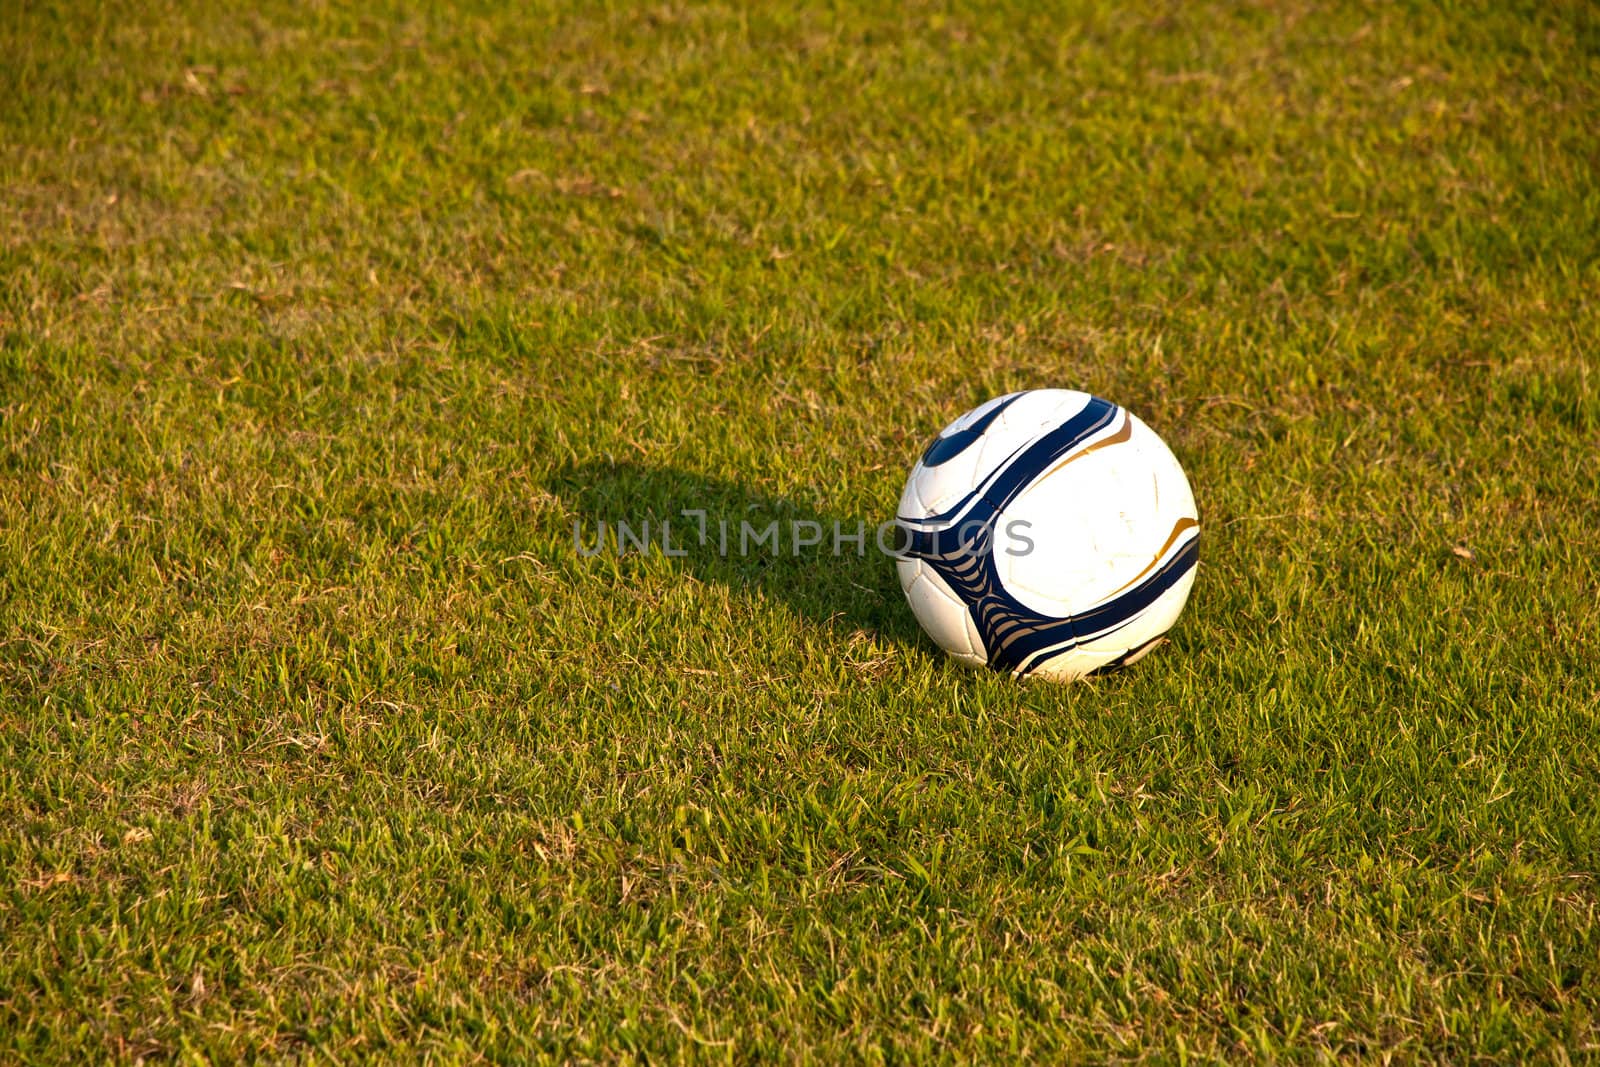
[[2, 0, 1598, 1060]]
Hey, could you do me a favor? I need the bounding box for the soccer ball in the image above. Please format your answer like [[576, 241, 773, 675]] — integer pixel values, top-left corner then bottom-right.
[[895, 389, 1199, 682]]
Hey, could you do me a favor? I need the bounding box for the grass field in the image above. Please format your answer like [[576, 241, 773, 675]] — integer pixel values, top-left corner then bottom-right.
[[3, 0, 1599, 1061]]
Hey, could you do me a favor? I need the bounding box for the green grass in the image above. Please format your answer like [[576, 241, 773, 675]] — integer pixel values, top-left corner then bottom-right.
[[3, 0, 1598, 1060]]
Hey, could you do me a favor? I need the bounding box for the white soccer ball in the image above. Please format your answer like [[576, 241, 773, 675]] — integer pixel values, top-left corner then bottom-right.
[[895, 389, 1199, 682]]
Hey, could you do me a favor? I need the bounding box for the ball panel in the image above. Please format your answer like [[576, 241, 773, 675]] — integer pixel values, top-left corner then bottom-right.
[[900, 560, 985, 665], [910, 443, 984, 518], [896, 470, 926, 522]]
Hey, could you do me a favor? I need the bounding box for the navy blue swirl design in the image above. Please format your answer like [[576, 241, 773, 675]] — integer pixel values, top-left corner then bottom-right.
[[921, 393, 1022, 467]]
